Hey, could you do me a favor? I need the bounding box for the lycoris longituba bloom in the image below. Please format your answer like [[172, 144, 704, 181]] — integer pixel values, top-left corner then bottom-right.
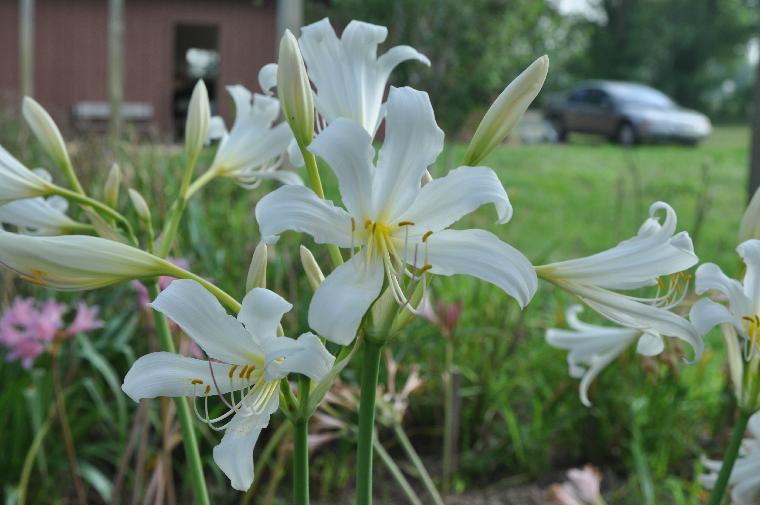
[[0, 146, 54, 204], [256, 86, 536, 344], [122, 280, 335, 491], [537, 202, 702, 360], [0, 195, 85, 235]]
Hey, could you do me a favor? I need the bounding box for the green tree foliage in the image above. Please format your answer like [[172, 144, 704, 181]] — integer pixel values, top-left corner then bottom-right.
[[578, 0, 757, 114]]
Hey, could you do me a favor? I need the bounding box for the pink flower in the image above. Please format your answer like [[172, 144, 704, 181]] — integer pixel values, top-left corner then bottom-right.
[[419, 292, 463, 335], [66, 302, 104, 335], [549, 465, 603, 505]]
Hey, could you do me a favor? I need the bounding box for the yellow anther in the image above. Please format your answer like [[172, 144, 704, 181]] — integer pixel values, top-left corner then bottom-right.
[[398, 220, 415, 227], [26, 269, 47, 285], [743, 316, 755, 323], [422, 231, 433, 242], [228, 365, 238, 378], [364, 219, 372, 229], [351, 217, 356, 232], [245, 366, 255, 380], [656, 277, 665, 289], [239, 365, 249, 378], [419, 263, 433, 274], [275, 357, 285, 363], [191, 379, 203, 385], [204, 384, 211, 395], [677, 271, 685, 279]]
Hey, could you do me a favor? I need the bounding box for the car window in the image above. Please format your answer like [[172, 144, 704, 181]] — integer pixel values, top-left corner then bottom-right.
[[569, 88, 609, 107]]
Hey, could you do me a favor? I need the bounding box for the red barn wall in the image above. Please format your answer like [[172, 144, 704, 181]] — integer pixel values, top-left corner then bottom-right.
[[0, 0, 276, 133]]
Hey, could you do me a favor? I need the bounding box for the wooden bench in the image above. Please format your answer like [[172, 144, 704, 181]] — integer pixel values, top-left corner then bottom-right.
[[71, 101, 154, 134]]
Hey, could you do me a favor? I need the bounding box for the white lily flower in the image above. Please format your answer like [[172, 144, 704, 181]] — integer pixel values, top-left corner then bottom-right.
[[536, 202, 702, 360], [0, 195, 85, 235], [690, 239, 760, 348], [701, 411, 760, 505], [299, 18, 430, 135], [122, 280, 335, 491], [0, 230, 177, 289], [547, 305, 646, 406], [205, 85, 301, 190], [0, 146, 54, 204], [256, 86, 536, 344]]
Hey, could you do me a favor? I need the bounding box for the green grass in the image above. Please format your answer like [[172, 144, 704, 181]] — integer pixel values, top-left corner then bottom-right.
[[0, 124, 751, 504]]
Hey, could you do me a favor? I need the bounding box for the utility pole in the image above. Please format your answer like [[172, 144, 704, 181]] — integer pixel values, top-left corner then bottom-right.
[[108, 0, 124, 141], [276, 0, 304, 40], [19, 0, 34, 98]]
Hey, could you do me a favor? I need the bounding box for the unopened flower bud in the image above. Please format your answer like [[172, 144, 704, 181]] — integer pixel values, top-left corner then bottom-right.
[[246, 242, 268, 291], [277, 30, 314, 148], [463, 55, 549, 166], [22, 96, 72, 170], [299, 245, 324, 291], [185, 80, 210, 160], [127, 188, 151, 222], [740, 185, 760, 242], [104, 163, 121, 208]]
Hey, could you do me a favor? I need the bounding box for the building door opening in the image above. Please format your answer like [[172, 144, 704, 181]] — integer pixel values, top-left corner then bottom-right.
[[173, 24, 220, 139]]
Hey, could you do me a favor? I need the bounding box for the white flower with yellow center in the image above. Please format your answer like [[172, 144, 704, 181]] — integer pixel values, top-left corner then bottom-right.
[[122, 279, 334, 491], [256, 86, 536, 344], [537, 202, 702, 361]]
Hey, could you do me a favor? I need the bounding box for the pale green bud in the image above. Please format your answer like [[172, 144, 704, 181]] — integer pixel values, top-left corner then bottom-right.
[[740, 185, 760, 242], [127, 188, 151, 222], [277, 30, 314, 148], [22, 96, 72, 170], [104, 163, 121, 209], [299, 245, 324, 291], [185, 80, 210, 160], [463, 55, 549, 166], [246, 242, 268, 291], [391, 281, 426, 334]]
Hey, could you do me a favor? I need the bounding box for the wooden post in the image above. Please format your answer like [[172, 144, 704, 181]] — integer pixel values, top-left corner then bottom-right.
[[108, 0, 124, 141], [276, 0, 304, 41], [19, 0, 34, 98], [748, 19, 760, 200]]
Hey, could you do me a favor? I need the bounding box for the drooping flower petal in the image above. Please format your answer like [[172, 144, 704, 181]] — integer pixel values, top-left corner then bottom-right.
[[695, 262, 752, 320], [0, 196, 83, 235], [308, 117, 374, 219], [122, 351, 244, 401], [421, 229, 537, 308], [151, 279, 258, 364], [262, 332, 335, 381], [0, 230, 172, 289], [0, 146, 53, 204], [372, 87, 444, 221], [690, 298, 744, 339], [299, 18, 429, 135], [397, 166, 512, 235], [212, 393, 279, 491], [308, 253, 384, 344], [738, 240, 760, 312], [237, 287, 292, 342], [255, 185, 353, 246]]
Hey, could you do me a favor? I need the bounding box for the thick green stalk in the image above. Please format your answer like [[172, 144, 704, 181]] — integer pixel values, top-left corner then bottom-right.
[[149, 282, 210, 505], [301, 149, 343, 267], [157, 152, 198, 258], [356, 338, 385, 505], [706, 408, 752, 505], [293, 375, 311, 505], [61, 159, 86, 195]]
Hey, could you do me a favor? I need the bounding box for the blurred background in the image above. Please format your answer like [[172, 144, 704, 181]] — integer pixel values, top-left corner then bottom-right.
[[1, 1, 760, 504]]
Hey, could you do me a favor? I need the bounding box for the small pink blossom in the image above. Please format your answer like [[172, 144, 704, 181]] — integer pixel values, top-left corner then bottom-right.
[[419, 293, 463, 336], [0, 297, 101, 369]]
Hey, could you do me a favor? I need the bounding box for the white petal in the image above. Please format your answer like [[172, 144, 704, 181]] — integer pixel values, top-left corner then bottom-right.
[[308, 253, 384, 345], [207, 116, 227, 141], [212, 394, 279, 491], [0, 146, 52, 203], [238, 288, 292, 342], [732, 473, 760, 505], [308, 118, 374, 219], [0, 197, 81, 235], [263, 332, 336, 381], [376, 45, 430, 81], [0, 231, 169, 290], [396, 166, 512, 235], [635, 331, 664, 356], [372, 87, 444, 221], [151, 279, 256, 364], [287, 139, 304, 168], [739, 240, 760, 312], [695, 262, 752, 318], [689, 297, 744, 338], [421, 229, 537, 308], [540, 202, 697, 289], [121, 352, 243, 401], [255, 185, 353, 246], [258, 63, 278, 95]]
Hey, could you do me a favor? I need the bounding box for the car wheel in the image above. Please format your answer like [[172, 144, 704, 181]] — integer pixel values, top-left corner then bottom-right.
[[549, 117, 567, 143], [616, 122, 637, 146]]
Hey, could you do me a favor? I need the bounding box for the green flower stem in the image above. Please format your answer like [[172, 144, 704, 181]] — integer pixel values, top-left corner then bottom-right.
[[356, 338, 385, 505], [61, 159, 86, 195], [301, 149, 344, 267], [52, 185, 137, 243], [293, 375, 311, 505], [186, 168, 218, 198], [373, 438, 423, 505], [149, 281, 211, 505], [158, 151, 199, 258], [393, 423, 445, 505], [706, 408, 752, 505]]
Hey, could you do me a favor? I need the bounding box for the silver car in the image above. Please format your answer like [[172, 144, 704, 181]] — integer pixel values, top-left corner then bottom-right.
[[544, 81, 712, 145]]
